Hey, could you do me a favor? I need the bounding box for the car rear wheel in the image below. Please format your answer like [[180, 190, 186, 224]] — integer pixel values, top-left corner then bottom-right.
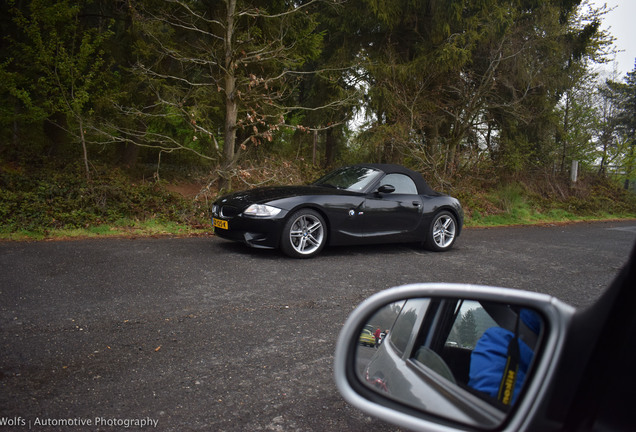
[[281, 209, 326, 258], [425, 210, 457, 251]]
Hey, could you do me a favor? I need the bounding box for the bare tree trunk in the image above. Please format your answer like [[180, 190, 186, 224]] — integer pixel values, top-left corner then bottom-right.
[[625, 142, 634, 190], [324, 128, 335, 168], [312, 129, 318, 166], [560, 94, 570, 173], [220, 0, 238, 192], [78, 117, 91, 181]]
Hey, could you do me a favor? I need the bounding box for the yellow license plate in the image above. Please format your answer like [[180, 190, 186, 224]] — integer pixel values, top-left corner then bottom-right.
[[213, 218, 228, 230]]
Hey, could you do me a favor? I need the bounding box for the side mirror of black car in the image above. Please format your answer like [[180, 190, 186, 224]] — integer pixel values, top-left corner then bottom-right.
[[333, 283, 576, 432], [377, 184, 396, 194]]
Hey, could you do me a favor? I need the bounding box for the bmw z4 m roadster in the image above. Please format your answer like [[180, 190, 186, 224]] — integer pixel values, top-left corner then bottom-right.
[[212, 164, 463, 258]]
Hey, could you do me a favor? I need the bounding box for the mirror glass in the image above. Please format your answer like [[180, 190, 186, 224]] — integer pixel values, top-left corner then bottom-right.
[[355, 297, 544, 429]]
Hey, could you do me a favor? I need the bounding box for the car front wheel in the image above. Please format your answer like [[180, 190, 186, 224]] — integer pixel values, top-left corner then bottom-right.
[[425, 210, 457, 251], [281, 209, 327, 258]]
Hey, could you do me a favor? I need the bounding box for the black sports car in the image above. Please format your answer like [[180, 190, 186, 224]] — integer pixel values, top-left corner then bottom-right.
[[211, 164, 463, 258]]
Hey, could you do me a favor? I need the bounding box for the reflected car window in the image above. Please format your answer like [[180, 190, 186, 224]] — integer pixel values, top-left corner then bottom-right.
[[443, 301, 542, 405], [390, 299, 430, 354], [446, 301, 497, 350]]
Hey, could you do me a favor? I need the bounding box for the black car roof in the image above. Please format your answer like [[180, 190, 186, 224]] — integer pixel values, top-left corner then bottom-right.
[[353, 163, 437, 195]]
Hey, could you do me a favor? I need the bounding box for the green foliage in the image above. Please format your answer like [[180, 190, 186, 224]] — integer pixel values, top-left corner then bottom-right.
[[462, 172, 636, 227], [0, 0, 634, 207], [1, 0, 120, 180], [348, 0, 615, 179], [0, 161, 207, 235], [3, 1, 114, 117]]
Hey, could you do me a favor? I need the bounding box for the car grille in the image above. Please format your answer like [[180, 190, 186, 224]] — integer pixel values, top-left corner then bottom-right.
[[220, 205, 241, 218]]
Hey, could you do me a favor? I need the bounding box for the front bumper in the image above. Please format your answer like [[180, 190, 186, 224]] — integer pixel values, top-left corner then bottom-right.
[[212, 210, 288, 249]]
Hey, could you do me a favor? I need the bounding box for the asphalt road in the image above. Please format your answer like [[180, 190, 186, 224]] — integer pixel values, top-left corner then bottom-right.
[[1, 221, 635, 432]]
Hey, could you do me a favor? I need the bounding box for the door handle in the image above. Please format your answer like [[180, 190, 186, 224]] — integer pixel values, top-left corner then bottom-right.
[[412, 201, 421, 207]]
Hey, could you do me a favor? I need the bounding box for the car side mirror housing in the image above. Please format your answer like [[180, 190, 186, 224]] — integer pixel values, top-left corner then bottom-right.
[[333, 283, 575, 432], [377, 184, 396, 194]]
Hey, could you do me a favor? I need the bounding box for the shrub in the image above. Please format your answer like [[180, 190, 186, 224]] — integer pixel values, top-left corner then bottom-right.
[[0, 162, 207, 234]]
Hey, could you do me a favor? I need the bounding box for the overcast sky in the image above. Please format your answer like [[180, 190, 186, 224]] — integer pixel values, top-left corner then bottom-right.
[[590, 0, 635, 78]]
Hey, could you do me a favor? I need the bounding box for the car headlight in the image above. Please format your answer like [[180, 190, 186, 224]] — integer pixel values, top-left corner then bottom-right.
[[243, 204, 282, 217]]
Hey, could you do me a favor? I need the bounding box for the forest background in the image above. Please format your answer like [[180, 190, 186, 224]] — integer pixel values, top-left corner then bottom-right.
[[1, 0, 635, 240]]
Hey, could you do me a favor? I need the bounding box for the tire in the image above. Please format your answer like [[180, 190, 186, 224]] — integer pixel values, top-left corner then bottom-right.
[[425, 210, 457, 252], [280, 209, 327, 258]]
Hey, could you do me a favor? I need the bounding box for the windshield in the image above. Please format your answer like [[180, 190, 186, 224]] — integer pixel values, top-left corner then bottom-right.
[[313, 166, 382, 192]]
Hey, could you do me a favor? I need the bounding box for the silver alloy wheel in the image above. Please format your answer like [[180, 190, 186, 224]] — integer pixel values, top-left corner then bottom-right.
[[289, 213, 325, 255], [432, 214, 456, 249]]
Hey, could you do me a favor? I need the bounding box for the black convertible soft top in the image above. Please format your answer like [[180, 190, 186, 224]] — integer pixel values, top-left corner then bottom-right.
[[354, 163, 438, 196]]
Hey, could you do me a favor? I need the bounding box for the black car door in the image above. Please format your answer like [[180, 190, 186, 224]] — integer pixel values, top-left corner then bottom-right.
[[359, 173, 423, 240]]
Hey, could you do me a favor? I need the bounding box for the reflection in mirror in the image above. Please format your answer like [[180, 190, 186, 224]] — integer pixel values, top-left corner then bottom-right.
[[355, 298, 544, 429]]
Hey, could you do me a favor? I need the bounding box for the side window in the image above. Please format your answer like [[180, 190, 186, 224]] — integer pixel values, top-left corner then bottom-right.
[[390, 299, 430, 354], [381, 173, 418, 194], [446, 301, 497, 349], [445, 302, 543, 406], [409, 300, 498, 386]]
